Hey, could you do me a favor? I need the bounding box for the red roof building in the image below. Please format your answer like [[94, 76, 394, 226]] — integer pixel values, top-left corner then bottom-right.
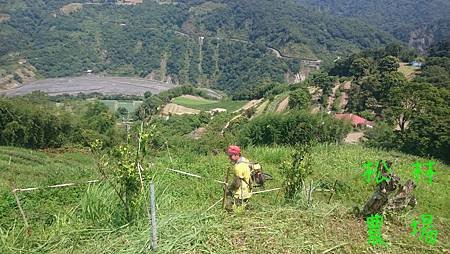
[[335, 113, 374, 128]]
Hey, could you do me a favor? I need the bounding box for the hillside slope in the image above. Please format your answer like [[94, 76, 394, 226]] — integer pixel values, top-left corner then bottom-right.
[[0, 0, 396, 97], [1, 144, 449, 253]]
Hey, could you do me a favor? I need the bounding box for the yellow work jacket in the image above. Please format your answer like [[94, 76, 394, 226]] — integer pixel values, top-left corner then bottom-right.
[[233, 157, 252, 199]]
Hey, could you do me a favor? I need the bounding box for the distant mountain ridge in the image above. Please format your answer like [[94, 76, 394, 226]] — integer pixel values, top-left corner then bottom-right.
[[0, 0, 399, 97]]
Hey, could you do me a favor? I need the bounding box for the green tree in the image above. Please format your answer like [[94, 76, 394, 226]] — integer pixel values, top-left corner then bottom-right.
[[384, 82, 425, 132], [378, 71, 407, 106], [2, 121, 28, 146], [288, 87, 311, 110], [364, 121, 398, 149], [136, 96, 163, 119], [350, 58, 371, 79], [378, 56, 399, 73], [311, 72, 336, 97], [116, 106, 128, 120], [385, 43, 403, 57], [144, 91, 153, 99], [417, 65, 450, 89], [429, 39, 450, 57]]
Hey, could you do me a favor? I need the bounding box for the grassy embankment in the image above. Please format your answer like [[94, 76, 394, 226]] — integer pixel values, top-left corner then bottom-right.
[[171, 96, 247, 112], [0, 144, 449, 253], [264, 93, 289, 113]]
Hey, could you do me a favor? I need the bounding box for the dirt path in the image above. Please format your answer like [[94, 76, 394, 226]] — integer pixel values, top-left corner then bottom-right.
[[276, 96, 289, 112], [344, 132, 364, 144], [234, 99, 263, 113], [222, 99, 264, 134], [327, 82, 341, 111], [340, 81, 351, 109]]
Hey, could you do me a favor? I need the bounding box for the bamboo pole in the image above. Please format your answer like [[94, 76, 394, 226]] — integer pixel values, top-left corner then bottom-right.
[[251, 187, 282, 194], [149, 182, 158, 251], [12, 189, 29, 228], [48, 183, 75, 188], [206, 197, 224, 212], [137, 163, 145, 191], [12, 179, 100, 193], [322, 243, 348, 253], [167, 168, 225, 184], [136, 122, 145, 192]]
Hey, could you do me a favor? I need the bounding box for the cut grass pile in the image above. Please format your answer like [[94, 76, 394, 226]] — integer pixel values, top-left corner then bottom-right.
[[172, 96, 247, 112], [0, 144, 449, 253]]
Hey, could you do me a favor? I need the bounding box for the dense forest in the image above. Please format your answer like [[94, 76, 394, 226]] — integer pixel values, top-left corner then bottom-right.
[[0, 0, 397, 97], [295, 0, 450, 51]]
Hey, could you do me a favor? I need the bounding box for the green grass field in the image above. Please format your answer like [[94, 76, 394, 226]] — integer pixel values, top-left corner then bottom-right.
[[1, 144, 449, 253], [398, 62, 420, 80], [100, 100, 143, 114], [172, 96, 248, 112]]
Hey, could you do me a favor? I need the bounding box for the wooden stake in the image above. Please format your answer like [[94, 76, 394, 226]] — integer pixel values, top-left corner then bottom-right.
[[327, 180, 337, 204], [222, 166, 231, 209], [307, 180, 313, 207]]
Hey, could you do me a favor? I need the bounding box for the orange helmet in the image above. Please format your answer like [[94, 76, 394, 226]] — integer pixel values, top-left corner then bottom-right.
[[227, 145, 241, 155]]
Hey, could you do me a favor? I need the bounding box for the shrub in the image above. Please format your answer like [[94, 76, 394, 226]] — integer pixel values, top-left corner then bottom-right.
[[288, 87, 311, 110], [283, 144, 313, 201], [364, 121, 399, 150], [238, 111, 351, 146]]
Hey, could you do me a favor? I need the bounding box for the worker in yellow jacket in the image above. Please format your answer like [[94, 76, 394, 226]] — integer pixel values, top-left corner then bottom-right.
[[225, 145, 252, 211]]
